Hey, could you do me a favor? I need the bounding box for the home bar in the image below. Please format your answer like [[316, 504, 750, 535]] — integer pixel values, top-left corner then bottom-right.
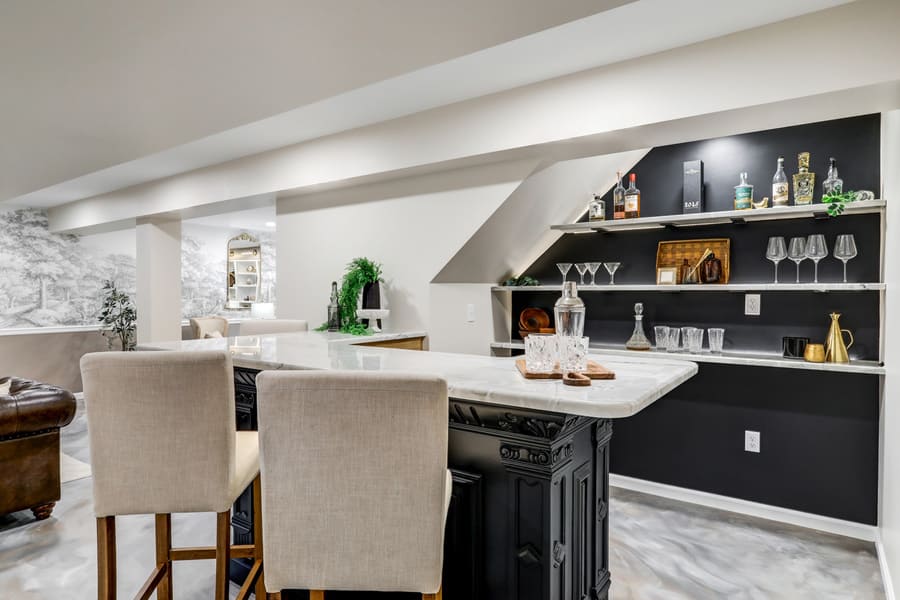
[[141, 332, 696, 599], [4, 3, 900, 599]]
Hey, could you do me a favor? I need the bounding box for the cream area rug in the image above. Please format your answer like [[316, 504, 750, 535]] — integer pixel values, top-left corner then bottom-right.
[[60, 452, 91, 484]]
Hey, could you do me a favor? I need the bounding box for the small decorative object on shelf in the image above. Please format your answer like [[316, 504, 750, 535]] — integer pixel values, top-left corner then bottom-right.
[[823, 157, 843, 196], [327, 281, 341, 331], [554, 282, 585, 338], [783, 336, 810, 359], [734, 172, 753, 210], [613, 171, 626, 220], [625, 303, 652, 351], [656, 267, 678, 285], [589, 191, 605, 221], [682, 160, 703, 213], [752, 196, 770, 209], [624, 173, 641, 218], [246, 264, 256, 273], [825, 312, 854, 363], [502, 275, 540, 287], [804, 343, 826, 363], [772, 156, 789, 206], [657, 239, 731, 284], [700, 252, 723, 283], [793, 152, 815, 205]]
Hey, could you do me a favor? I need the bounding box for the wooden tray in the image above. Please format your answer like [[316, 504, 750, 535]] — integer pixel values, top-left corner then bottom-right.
[[656, 238, 731, 283], [516, 359, 615, 380]]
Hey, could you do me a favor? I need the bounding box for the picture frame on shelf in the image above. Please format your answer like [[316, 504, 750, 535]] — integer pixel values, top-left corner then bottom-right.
[[657, 267, 679, 285]]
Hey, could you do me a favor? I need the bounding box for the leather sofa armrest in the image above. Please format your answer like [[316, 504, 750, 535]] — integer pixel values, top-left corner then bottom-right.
[[0, 377, 77, 438]]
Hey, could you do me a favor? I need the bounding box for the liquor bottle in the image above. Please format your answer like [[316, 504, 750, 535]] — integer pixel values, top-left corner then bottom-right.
[[613, 172, 626, 219], [793, 152, 815, 205], [588, 192, 606, 221], [734, 172, 753, 210], [327, 281, 341, 331], [823, 157, 843, 197], [624, 173, 641, 218], [772, 156, 789, 206]]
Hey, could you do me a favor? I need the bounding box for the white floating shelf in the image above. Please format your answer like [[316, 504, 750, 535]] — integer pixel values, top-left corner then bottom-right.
[[489, 342, 885, 375], [492, 283, 885, 293], [551, 199, 885, 233]]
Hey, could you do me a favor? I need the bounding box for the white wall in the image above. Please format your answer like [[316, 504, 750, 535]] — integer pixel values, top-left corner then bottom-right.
[[428, 284, 510, 355], [880, 110, 900, 598], [136, 217, 181, 343], [276, 161, 533, 337]]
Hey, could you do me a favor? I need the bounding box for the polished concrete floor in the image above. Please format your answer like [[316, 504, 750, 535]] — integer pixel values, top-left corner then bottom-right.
[[0, 400, 885, 599]]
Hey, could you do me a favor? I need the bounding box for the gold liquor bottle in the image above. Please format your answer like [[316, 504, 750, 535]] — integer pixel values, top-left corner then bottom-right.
[[793, 152, 815, 205]]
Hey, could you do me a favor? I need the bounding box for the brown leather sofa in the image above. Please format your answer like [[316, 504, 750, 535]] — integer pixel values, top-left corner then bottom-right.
[[0, 376, 76, 520]]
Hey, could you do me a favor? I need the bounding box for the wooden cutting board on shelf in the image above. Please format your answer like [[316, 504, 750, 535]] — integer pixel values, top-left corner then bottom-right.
[[515, 359, 615, 380]]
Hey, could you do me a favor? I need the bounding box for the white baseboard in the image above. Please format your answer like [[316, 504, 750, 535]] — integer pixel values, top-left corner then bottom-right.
[[877, 534, 896, 600], [610, 474, 878, 542]]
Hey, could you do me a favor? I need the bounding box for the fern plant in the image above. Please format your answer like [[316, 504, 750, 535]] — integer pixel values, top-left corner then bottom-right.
[[316, 258, 383, 335]]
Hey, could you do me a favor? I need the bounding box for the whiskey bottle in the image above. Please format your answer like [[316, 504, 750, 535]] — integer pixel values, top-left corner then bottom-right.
[[613, 172, 626, 219], [327, 281, 341, 331], [734, 172, 753, 210], [588, 192, 605, 221], [772, 157, 789, 206], [624, 173, 641, 218], [793, 152, 815, 205], [823, 157, 843, 197]]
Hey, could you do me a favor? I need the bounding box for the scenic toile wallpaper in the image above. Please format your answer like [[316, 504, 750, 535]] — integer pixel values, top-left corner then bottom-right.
[[0, 209, 136, 329]]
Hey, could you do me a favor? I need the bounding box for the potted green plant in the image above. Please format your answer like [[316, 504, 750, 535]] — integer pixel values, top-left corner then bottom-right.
[[98, 280, 137, 350], [316, 257, 384, 335]]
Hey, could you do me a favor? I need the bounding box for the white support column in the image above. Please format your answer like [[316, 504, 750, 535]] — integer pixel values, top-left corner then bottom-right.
[[136, 217, 182, 343]]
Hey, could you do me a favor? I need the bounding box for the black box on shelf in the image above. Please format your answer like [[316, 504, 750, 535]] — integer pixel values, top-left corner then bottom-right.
[[683, 160, 704, 213]]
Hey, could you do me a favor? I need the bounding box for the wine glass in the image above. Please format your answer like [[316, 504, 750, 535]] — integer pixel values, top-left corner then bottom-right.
[[834, 234, 858, 283], [765, 236, 788, 283], [557, 263, 572, 285], [575, 263, 588, 285], [604, 262, 621, 285], [788, 237, 807, 283], [586, 262, 601, 286], [805, 234, 828, 283]]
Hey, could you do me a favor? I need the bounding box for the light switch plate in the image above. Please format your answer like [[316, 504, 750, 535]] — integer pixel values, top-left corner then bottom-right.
[[466, 303, 476, 323], [745, 430, 761, 453], [744, 293, 761, 316]]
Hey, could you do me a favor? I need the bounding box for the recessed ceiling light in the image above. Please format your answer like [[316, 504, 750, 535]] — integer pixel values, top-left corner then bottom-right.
[[265, 221, 276, 228]]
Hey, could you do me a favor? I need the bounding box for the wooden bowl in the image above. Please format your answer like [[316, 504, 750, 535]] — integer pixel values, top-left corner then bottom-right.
[[519, 308, 550, 331]]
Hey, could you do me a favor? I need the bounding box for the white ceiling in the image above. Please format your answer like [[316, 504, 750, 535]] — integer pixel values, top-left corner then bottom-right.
[[2, 0, 851, 209], [185, 205, 276, 232]]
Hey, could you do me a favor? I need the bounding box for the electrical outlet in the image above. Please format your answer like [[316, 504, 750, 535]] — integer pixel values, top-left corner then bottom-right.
[[466, 303, 476, 323], [745, 430, 761, 453], [744, 293, 761, 316]]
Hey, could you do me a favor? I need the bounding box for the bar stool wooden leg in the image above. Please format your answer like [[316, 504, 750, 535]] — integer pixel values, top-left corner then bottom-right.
[[215, 509, 232, 600], [422, 586, 442, 600], [96, 516, 116, 600], [155, 514, 173, 600], [252, 476, 266, 598], [310, 591, 325, 600], [266, 593, 281, 600]]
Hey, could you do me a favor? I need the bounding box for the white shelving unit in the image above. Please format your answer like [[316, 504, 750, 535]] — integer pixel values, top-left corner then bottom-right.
[[227, 235, 262, 309], [490, 341, 885, 375], [550, 199, 885, 233]]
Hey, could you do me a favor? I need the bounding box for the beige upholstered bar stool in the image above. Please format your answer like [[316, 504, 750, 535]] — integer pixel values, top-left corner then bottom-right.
[[239, 319, 308, 336], [80, 351, 264, 600], [190, 316, 229, 339], [255, 371, 451, 600]]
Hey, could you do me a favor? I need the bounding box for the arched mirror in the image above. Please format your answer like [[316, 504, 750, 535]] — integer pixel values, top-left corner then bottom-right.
[[226, 233, 261, 310]]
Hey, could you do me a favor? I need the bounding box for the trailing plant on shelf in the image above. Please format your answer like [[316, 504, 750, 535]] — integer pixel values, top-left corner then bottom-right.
[[98, 280, 137, 351], [502, 275, 540, 287], [822, 190, 857, 217], [315, 257, 383, 335]]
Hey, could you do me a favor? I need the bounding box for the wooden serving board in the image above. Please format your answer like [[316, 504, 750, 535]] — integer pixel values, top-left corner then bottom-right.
[[516, 359, 615, 380]]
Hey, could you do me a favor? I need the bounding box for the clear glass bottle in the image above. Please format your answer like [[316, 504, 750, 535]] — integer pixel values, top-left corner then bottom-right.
[[734, 172, 753, 210], [823, 157, 843, 197], [327, 281, 341, 331], [554, 281, 585, 338], [624, 173, 641, 219], [625, 302, 652, 351], [589, 193, 605, 221], [613, 171, 626, 219], [772, 156, 789, 206], [793, 152, 815, 205]]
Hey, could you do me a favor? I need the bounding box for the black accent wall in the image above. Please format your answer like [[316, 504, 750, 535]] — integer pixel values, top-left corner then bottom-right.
[[517, 114, 883, 524]]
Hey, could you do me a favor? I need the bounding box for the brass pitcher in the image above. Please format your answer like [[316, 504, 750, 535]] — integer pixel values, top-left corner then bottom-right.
[[825, 312, 854, 363]]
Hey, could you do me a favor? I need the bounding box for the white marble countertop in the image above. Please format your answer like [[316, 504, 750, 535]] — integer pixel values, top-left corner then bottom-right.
[[139, 331, 697, 419]]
